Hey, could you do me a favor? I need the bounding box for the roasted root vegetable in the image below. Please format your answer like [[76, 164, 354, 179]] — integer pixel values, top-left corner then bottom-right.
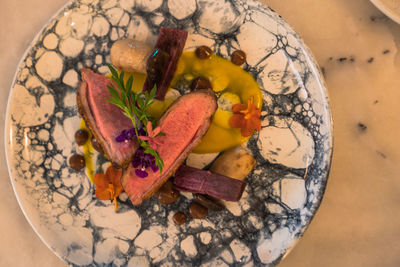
[[210, 146, 256, 180], [142, 27, 188, 100], [173, 165, 246, 202], [110, 39, 153, 73]]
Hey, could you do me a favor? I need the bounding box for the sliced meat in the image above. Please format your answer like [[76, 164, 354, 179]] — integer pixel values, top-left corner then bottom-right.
[[121, 89, 217, 205], [77, 68, 139, 167], [142, 27, 188, 100], [174, 165, 247, 202]]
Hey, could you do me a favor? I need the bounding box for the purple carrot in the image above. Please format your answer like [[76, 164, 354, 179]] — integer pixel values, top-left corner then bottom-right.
[[143, 27, 188, 100], [173, 165, 247, 202]]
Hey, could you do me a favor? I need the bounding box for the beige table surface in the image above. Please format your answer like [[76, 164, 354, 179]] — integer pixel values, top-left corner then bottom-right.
[[1, 0, 400, 266]]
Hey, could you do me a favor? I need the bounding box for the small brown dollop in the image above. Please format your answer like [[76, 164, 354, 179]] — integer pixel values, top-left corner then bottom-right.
[[195, 46, 213, 59], [91, 136, 104, 154], [69, 154, 85, 170], [173, 211, 187, 225], [189, 202, 208, 219], [155, 180, 180, 205], [192, 193, 225, 211], [231, 50, 246, 65], [75, 129, 89, 146], [190, 76, 213, 91]]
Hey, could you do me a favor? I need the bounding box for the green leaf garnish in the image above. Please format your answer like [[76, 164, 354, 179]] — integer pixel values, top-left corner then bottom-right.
[[106, 64, 164, 173]]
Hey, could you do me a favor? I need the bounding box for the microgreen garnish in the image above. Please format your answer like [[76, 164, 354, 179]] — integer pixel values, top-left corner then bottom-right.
[[106, 64, 164, 173]]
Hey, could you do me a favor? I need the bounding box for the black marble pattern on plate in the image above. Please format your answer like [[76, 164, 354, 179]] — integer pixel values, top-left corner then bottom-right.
[[5, 0, 333, 266]]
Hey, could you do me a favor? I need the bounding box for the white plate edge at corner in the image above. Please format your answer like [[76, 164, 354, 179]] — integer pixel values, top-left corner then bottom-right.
[[370, 0, 400, 24]]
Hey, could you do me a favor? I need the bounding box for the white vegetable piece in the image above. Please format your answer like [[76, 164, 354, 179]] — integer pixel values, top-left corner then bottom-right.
[[110, 39, 153, 73], [210, 146, 256, 180]]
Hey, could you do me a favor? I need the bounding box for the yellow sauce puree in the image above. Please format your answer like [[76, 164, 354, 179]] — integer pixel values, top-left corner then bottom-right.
[[173, 51, 262, 153], [80, 119, 96, 182], [100, 51, 262, 155]]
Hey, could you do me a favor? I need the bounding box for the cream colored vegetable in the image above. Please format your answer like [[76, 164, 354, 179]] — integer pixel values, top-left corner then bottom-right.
[[110, 39, 153, 73], [210, 146, 256, 180]]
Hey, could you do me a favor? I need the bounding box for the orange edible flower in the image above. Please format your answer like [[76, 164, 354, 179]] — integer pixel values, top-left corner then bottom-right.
[[229, 96, 261, 137], [94, 166, 123, 211], [138, 121, 163, 150]]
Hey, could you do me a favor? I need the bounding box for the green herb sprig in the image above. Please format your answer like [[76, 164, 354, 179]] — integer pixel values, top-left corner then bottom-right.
[[105, 64, 164, 173]]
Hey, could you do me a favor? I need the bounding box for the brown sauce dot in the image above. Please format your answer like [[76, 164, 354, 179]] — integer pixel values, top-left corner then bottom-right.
[[192, 193, 225, 211], [155, 180, 180, 205], [75, 129, 89, 146], [190, 76, 213, 91], [189, 202, 208, 219], [231, 50, 246, 65], [173, 211, 187, 225], [195, 46, 213, 59], [69, 154, 85, 170], [91, 136, 103, 154]]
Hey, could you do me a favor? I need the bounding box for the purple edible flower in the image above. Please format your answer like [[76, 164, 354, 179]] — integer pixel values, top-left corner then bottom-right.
[[115, 127, 146, 143], [115, 128, 135, 142], [135, 168, 148, 178], [138, 127, 146, 136], [132, 148, 159, 178]]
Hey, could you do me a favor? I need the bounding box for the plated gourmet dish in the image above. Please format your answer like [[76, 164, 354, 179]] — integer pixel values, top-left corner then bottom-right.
[[6, 0, 332, 266], [71, 27, 261, 222]]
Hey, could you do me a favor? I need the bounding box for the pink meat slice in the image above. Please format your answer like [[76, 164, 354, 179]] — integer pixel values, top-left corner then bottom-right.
[[79, 69, 138, 166], [122, 90, 217, 205]]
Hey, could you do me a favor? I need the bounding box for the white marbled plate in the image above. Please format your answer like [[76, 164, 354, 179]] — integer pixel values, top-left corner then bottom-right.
[[370, 0, 400, 24], [5, 0, 333, 266]]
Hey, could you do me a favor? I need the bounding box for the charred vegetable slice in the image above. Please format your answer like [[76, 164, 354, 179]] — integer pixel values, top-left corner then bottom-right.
[[146, 48, 170, 87], [173, 165, 246, 202], [142, 27, 188, 100]]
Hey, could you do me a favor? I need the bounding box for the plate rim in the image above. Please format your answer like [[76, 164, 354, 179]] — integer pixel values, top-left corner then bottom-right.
[[4, 0, 78, 264], [370, 0, 400, 24], [4, 0, 334, 265]]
